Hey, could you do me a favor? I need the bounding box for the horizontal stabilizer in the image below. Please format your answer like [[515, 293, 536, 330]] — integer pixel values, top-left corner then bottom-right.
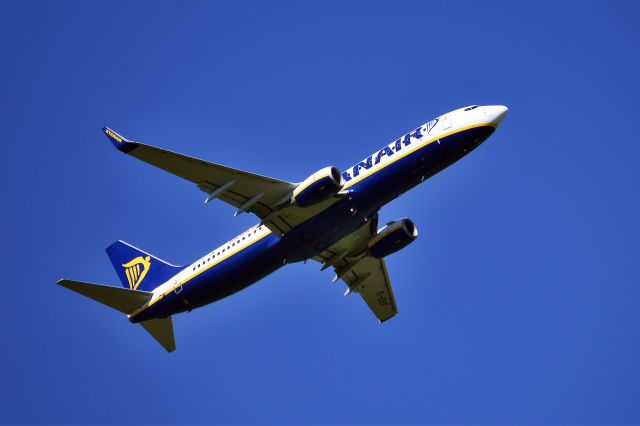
[[141, 317, 176, 352], [57, 279, 152, 314]]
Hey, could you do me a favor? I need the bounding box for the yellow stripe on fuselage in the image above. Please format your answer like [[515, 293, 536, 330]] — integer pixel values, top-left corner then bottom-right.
[[342, 122, 497, 190]]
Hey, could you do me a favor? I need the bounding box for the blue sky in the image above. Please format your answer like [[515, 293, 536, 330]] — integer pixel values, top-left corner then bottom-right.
[[1, 1, 639, 424]]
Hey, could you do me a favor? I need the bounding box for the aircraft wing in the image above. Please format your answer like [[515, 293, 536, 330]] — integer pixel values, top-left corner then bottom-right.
[[103, 127, 336, 235], [312, 215, 399, 322]]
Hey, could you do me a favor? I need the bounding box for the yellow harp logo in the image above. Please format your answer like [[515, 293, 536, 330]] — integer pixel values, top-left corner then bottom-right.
[[122, 256, 151, 290]]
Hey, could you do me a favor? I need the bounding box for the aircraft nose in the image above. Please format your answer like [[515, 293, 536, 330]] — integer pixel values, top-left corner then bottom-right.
[[488, 105, 508, 127]]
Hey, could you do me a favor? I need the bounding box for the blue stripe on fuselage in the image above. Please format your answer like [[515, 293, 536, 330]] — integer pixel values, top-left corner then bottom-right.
[[350, 124, 496, 205], [130, 231, 283, 322]]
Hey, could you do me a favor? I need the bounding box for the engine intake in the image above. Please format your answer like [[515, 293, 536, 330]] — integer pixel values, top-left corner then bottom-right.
[[292, 166, 345, 208], [368, 218, 418, 259]]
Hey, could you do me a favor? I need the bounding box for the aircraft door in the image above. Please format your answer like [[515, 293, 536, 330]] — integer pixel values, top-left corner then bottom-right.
[[173, 278, 191, 312], [441, 114, 452, 131], [173, 278, 182, 295]]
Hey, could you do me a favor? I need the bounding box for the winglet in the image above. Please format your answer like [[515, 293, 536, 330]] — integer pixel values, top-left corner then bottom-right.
[[102, 127, 138, 153]]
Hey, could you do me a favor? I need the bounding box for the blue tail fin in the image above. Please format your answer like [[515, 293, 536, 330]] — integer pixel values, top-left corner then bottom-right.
[[106, 241, 182, 292]]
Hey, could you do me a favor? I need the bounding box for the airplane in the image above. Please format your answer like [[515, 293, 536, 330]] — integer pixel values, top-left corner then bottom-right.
[[58, 104, 508, 352]]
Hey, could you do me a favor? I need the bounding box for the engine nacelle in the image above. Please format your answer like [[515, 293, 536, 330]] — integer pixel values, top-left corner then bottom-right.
[[292, 166, 345, 208], [368, 218, 418, 259]]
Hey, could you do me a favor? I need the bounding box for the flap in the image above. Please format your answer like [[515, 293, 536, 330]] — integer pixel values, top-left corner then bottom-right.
[[312, 215, 399, 322]]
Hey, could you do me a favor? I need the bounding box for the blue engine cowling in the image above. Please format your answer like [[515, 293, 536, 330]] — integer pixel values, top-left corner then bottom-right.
[[292, 166, 345, 208], [368, 218, 418, 259]]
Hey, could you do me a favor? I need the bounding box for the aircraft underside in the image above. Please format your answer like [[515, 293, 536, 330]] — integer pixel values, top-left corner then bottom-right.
[[59, 105, 507, 351], [131, 124, 497, 322]]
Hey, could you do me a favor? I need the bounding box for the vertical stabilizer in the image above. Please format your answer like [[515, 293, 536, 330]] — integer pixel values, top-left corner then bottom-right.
[[106, 241, 182, 292]]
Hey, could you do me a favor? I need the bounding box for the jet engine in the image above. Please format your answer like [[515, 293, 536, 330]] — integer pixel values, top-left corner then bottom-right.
[[368, 218, 418, 259], [292, 166, 345, 208]]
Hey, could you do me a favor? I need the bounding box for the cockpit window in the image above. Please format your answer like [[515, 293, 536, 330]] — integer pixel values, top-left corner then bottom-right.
[[464, 105, 479, 111]]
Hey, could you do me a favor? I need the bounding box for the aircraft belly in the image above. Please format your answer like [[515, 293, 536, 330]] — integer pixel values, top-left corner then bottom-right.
[[181, 233, 284, 309], [356, 124, 496, 202]]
